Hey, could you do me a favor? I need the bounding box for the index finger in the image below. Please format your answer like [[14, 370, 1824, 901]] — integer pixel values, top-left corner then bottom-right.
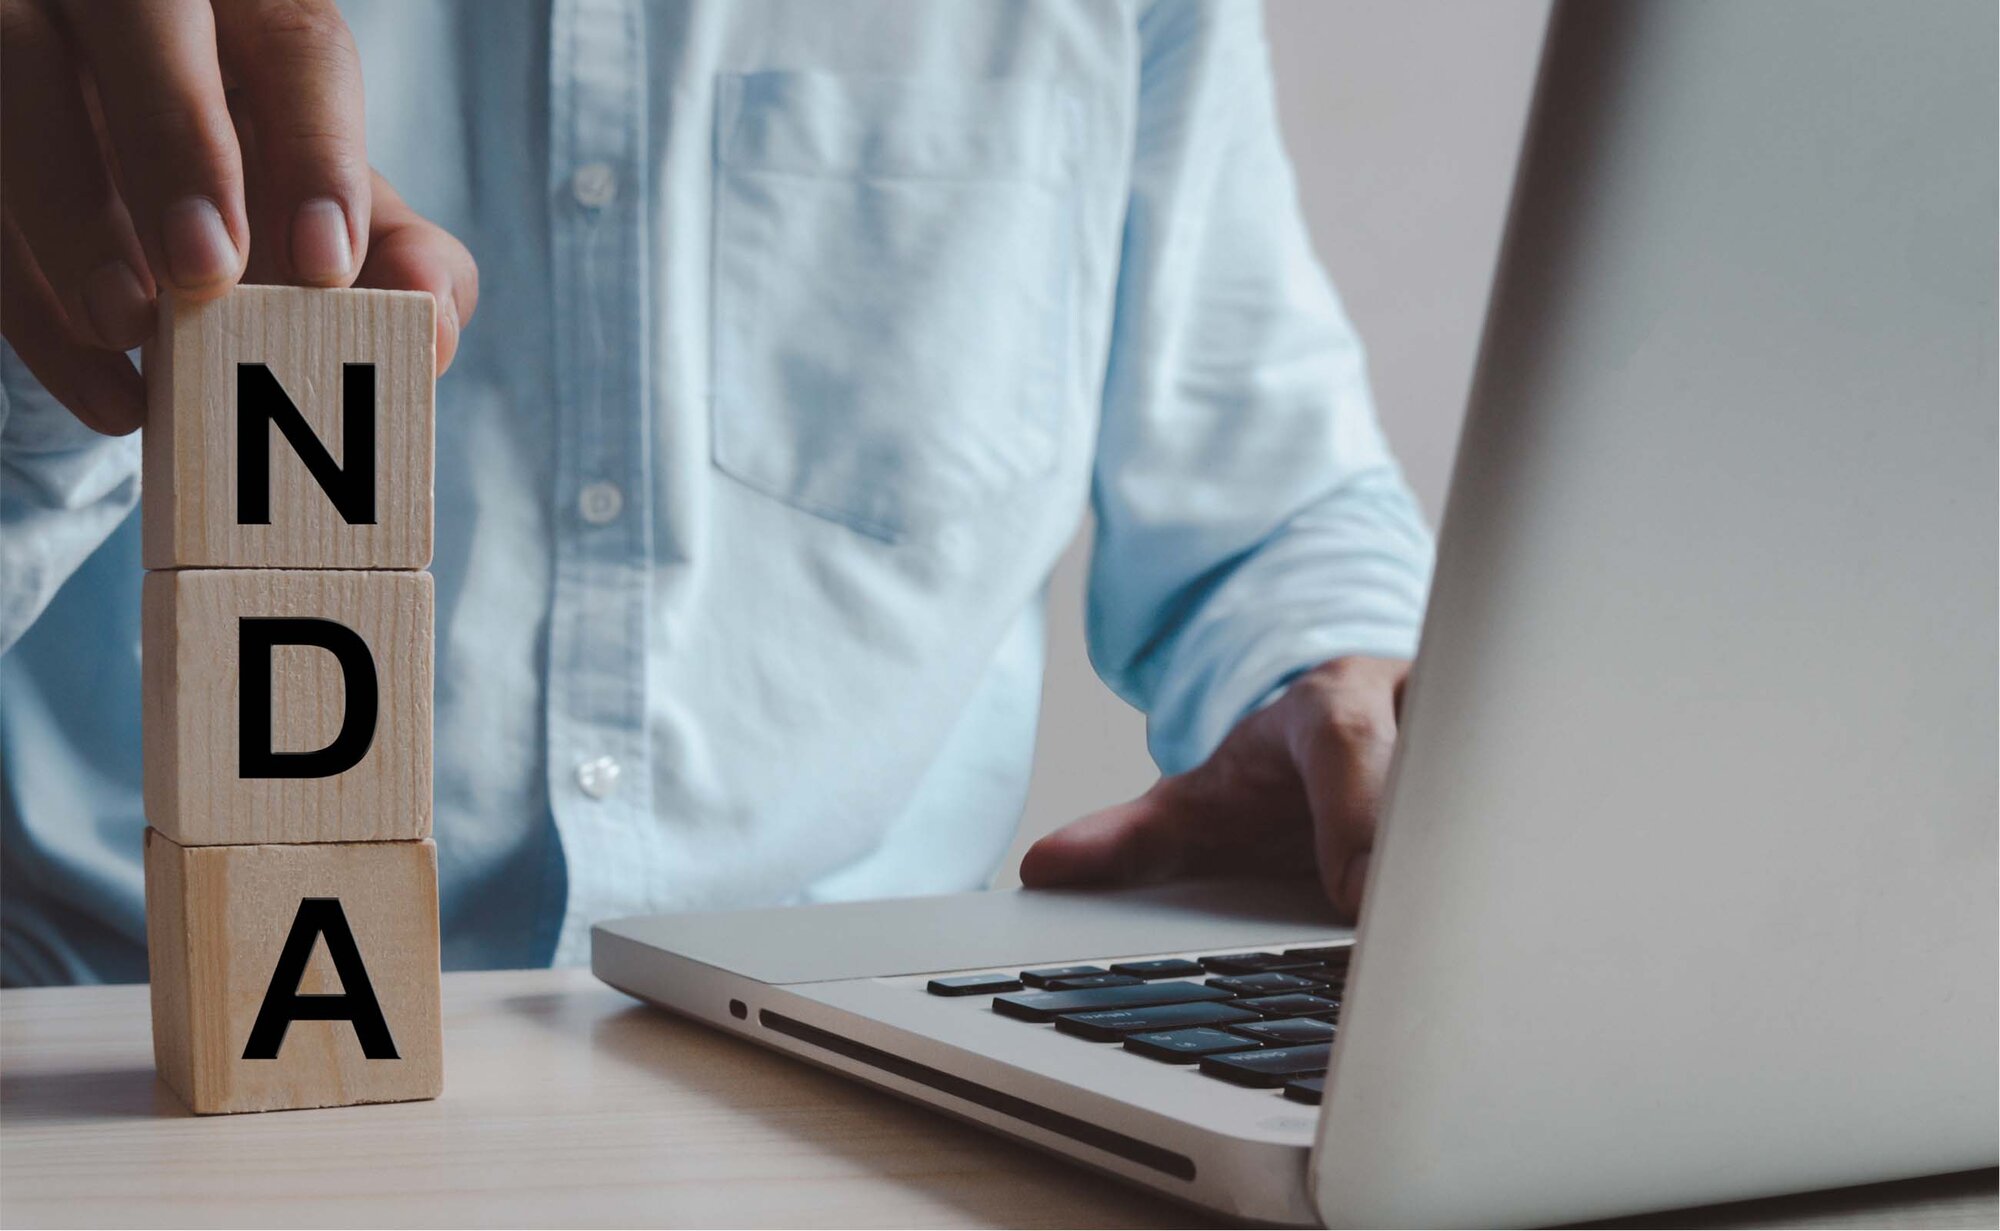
[[212, 0, 369, 286], [59, 0, 247, 297]]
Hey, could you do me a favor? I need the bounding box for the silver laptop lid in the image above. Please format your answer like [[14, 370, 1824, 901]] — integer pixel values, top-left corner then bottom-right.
[[1314, 2, 1997, 1225]]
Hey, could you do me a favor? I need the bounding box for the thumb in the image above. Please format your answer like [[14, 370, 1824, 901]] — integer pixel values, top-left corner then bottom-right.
[[1019, 787, 1190, 889]]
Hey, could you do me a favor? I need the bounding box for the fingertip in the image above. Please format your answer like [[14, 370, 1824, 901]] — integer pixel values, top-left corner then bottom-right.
[[159, 197, 245, 297], [1021, 818, 1124, 888], [72, 356, 146, 436], [290, 198, 357, 287], [435, 293, 460, 375], [353, 224, 473, 376], [1330, 850, 1371, 921], [1018, 834, 1079, 888], [76, 260, 157, 352], [1021, 797, 1182, 889]]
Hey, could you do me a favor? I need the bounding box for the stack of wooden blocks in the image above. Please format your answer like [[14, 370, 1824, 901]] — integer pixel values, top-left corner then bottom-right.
[[141, 286, 444, 1114]]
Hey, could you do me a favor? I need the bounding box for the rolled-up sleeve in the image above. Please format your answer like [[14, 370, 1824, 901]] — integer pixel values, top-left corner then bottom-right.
[[0, 344, 142, 657], [1089, 0, 1435, 774]]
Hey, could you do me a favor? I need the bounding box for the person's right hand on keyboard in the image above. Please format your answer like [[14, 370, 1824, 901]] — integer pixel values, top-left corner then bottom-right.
[[1022, 655, 1410, 921], [0, 0, 477, 435]]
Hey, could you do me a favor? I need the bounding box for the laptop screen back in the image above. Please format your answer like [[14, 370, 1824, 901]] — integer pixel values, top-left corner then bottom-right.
[[1315, 3, 1997, 1225]]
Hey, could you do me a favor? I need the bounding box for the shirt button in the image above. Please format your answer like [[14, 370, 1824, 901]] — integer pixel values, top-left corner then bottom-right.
[[578, 481, 623, 525], [576, 755, 621, 800], [571, 162, 617, 208]]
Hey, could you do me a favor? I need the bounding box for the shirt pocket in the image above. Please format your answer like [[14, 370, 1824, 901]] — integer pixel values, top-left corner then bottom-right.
[[711, 71, 1076, 542]]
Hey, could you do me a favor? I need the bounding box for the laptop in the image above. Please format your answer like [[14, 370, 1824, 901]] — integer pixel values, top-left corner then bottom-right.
[[593, 1, 1999, 1224]]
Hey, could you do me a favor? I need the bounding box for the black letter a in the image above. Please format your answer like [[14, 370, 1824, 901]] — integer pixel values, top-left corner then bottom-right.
[[237, 362, 377, 525], [243, 898, 399, 1060], [239, 617, 379, 778]]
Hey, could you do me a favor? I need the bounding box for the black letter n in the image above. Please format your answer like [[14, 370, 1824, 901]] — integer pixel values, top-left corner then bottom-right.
[[243, 899, 399, 1061], [237, 362, 376, 525]]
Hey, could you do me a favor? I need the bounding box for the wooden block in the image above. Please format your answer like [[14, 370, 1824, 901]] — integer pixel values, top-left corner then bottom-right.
[[142, 285, 434, 570], [145, 828, 442, 1114], [143, 568, 432, 845]]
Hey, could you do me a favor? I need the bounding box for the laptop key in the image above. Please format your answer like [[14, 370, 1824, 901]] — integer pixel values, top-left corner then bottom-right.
[[1290, 966, 1348, 988], [1206, 971, 1324, 996], [1283, 946, 1354, 966], [1124, 1028, 1265, 1063], [1054, 1000, 1259, 1041], [926, 973, 1025, 996], [992, 981, 1232, 1023], [1020, 965, 1106, 988], [1236, 993, 1341, 1018], [1107, 958, 1206, 980], [1199, 952, 1320, 975], [1200, 1043, 1332, 1088], [1284, 1076, 1327, 1105], [1040, 973, 1143, 991], [1230, 1017, 1335, 1045]]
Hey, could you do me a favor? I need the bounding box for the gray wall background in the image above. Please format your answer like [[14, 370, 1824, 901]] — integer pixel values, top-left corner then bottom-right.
[[998, 0, 1551, 883]]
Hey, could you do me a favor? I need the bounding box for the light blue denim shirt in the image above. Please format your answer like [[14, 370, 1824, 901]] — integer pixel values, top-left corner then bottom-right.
[[0, 0, 1432, 984]]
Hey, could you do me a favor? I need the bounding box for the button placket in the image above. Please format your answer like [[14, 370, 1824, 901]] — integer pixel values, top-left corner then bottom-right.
[[544, 0, 655, 965]]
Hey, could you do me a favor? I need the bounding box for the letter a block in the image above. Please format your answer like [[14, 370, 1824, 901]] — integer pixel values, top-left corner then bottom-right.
[[145, 829, 443, 1114], [143, 568, 433, 845], [142, 285, 434, 570]]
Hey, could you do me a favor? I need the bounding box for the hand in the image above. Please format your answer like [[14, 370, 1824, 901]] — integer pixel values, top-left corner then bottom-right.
[[0, 0, 477, 435], [1021, 655, 1411, 919]]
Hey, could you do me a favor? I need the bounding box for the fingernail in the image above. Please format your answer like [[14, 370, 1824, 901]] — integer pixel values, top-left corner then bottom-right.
[[290, 197, 353, 283], [161, 197, 240, 289], [80, 260, 154, 349], [437, 298, 459, 372]]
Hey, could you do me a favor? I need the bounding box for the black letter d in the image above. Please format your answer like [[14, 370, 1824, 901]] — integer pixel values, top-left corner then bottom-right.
[[239, 617, 379, 778]]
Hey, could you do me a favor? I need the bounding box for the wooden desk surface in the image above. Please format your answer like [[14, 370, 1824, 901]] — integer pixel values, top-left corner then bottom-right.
[[3, 968, 1993, 1230]]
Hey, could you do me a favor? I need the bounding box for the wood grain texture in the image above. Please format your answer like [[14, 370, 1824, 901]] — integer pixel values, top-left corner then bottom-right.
[[142, 568, 432, 845], [142, 285, 434, 570], [142, 830, 442, 1116], [3, 969, 1991, 1229]]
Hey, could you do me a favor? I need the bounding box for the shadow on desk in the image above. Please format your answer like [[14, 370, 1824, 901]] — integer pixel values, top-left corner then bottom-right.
[[0, 1065, 189, 1124]]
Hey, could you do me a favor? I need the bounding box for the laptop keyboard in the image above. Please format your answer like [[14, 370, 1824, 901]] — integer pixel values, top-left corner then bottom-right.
[[925, 945, 1350, 1105]]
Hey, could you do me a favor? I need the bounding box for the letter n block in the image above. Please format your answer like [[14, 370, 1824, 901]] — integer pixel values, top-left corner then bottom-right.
[[143, 569, 432, 845], [145, 829, 443, 1114], [142, 285, 434, 569]]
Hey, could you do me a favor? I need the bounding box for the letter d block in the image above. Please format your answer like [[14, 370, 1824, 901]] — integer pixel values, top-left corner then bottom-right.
[[146, 829, 442, 1114], [142, 284, 434, 569], [143, 569, 432, 845]]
